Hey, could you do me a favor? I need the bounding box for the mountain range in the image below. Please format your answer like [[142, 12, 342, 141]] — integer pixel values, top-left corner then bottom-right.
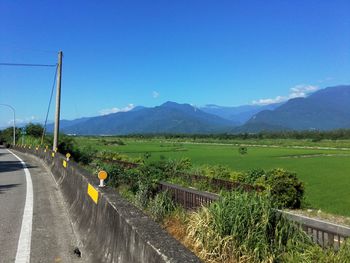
[[47, 85, 350, 135], [245, 85, 350, 131]]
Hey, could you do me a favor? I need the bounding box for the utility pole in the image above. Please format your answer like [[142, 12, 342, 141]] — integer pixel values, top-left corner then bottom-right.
[[53, 51, 63, 151]]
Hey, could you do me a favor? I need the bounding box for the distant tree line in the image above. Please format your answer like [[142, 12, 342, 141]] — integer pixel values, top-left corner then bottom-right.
[[118, 129, 350, 141], [0, 123, 45, 146]]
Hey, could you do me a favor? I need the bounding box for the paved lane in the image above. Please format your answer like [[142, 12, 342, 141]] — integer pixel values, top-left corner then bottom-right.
[[0, 147, 26, 262], [0, 146, 88, 263]]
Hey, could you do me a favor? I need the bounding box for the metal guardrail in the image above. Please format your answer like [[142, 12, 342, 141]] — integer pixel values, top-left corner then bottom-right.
[[282, 210, 350, 249], [158, 181, 350, 249], [159, 181, 219, 209]]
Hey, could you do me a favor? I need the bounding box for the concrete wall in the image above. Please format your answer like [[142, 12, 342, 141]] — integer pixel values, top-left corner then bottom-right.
[[14, 147, 200, 263]]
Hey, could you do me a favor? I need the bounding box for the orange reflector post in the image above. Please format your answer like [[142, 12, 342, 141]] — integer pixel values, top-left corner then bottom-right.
[[98, 170, 108, 180]]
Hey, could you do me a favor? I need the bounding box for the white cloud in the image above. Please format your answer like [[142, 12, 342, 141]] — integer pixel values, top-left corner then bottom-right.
[[8, 116, 38, 125], [152, 91, 159, 98], [252, 96, 287, 105], [99, 104, 134, 115], [252, 84, 319, 105], [289, 84, 319, 98]]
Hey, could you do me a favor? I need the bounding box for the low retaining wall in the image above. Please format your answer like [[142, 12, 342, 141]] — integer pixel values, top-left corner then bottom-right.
[[13, 146, 200, 263]]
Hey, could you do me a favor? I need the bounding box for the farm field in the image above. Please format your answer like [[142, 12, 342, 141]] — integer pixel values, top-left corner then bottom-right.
[[75, 136, 350, 217]]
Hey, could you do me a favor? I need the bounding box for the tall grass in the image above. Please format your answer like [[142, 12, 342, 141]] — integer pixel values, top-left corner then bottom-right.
[[187, 191, 312, 262], [186, 191, 350, 262]]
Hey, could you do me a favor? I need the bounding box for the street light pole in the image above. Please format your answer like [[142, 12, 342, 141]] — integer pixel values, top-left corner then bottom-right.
[[0, 104, 16, 145]]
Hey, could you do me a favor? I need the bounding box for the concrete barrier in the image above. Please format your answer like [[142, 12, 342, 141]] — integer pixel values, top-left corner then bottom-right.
[[14, 146, 200, 263]]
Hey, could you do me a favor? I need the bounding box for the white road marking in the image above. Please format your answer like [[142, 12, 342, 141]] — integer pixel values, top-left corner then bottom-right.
[[8, 150, 33, 263]]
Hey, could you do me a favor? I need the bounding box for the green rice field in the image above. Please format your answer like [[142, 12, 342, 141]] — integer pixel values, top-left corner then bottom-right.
[[75, 137, 350, 217]]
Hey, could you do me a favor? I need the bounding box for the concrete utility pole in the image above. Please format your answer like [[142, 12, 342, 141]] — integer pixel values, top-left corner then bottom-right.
[[53, 51, 63, 151]]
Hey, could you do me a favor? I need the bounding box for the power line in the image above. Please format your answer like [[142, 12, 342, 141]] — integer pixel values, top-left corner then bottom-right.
[[0, 62, 57, 67], [41, 64, 58, 145]]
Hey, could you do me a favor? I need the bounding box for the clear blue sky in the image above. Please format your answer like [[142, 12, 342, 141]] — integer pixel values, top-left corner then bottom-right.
[[1, 0, 349, 127]]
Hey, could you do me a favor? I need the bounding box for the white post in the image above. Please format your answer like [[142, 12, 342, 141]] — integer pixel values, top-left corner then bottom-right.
[[99, 179, 105, 187]]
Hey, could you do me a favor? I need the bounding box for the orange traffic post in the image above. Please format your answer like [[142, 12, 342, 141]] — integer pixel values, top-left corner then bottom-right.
[[98, 170, 108, 187]]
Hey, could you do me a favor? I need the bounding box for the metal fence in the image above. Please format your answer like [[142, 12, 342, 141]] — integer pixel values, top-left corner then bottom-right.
[[158, 181, 350, 249], [158, 181, 219, 209]]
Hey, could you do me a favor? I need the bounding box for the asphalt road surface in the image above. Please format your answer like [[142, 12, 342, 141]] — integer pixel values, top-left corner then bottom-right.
[[0, 146, 87, 263]]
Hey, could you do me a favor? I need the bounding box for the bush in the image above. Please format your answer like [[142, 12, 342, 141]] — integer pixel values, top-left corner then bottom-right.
[[194, 164, 231, 180], [148, 191, 176, 222], [240, 168, 304, 209], [242, 169, 265, 184], [75, 146, 97, 165], [163, 158, 192, 178], [260, 168, 304, 209], [135, 181, 153, 208], [238, 146, 248, 155], [58, 135, 97, 165], [95, 162, 125, 187]]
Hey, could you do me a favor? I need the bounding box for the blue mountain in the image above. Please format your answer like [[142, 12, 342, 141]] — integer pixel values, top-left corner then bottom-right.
[[245, 85, 350, 131], [200, 103, 282, 124], [60, 101, 237, 135]]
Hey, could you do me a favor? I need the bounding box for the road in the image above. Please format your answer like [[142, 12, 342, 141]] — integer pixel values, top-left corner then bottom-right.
[[0, 146, 86, 263]]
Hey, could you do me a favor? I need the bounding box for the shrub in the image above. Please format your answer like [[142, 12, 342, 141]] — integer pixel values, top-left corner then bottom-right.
[[76, 146, 97, 165], [240, 168, 304, 209], [259, 168, 305, 209], [163, 158, 192, 178], [57, 135, 75, 153], [138, 161, 168, 182], [148, 191, 176, 222], [135, 181, 153, 208], [96, 162, 126, 187], [194, 164, 231, 180], [238, 146, 248, 155], [242, 169, 266, 184]]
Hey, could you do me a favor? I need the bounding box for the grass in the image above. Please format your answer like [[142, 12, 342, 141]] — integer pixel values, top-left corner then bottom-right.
[[164, 191, 350, 263], [74, 136, 350, 216]]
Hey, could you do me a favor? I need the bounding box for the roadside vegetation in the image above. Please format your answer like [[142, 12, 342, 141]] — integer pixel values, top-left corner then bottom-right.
[[4, 127, 350, 216], [4, 126, 350, 262], [73, 134, 350, 216]]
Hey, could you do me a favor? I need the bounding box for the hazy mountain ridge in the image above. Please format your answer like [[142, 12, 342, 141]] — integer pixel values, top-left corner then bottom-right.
[[61, 101, 237, 135], [45, 85, 350, 135], [200, 103, 282, 124], [246, 85, 350, 131]]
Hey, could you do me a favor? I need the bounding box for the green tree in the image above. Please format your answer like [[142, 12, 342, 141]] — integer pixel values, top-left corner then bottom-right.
[[0, 127, 21, 146], [25, 123, 44, 138], [238, 146, 248, 155]]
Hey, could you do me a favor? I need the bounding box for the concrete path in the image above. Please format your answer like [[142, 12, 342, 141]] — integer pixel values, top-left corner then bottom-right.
[[0, 146, 86, 263]]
